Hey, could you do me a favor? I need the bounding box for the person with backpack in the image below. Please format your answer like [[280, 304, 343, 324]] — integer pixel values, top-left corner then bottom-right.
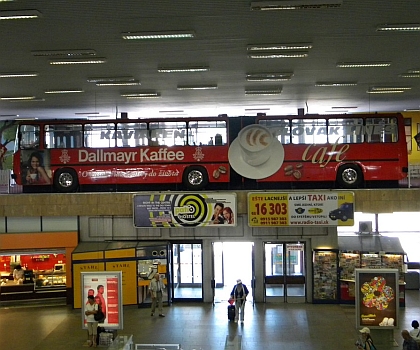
[[356, 327, 376, 350], [402, 329, 419, 350], [410, 320, 420, 345], [230, 279, 249, 323]]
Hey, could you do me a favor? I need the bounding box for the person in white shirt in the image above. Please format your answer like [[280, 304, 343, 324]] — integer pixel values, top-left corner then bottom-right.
[[410, 320, 420, 345], [84, 295, 99, 347], [149, 273, 165, 317], [13, 265, 25, 284]]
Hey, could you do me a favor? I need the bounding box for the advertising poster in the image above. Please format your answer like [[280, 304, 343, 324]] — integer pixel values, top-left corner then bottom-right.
[[355, 269, 398, 329], [133, 192, 237, 228], [81, 271, 123, 330], [248, 191, 354, 227]]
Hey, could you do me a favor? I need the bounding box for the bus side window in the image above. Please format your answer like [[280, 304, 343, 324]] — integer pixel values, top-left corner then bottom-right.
[[19, 125, 40, 149]]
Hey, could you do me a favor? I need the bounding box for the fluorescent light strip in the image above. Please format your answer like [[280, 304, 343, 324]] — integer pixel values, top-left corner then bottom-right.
[[370, 86, 411, 91], [0, 10, 42, 19], [49, 58, 106, 65], [32, 49, 96, 57], [75, 112, 100, 115], [121, 92, 160, 98], [158, 66, 209, 73], [404, 109, 420, 112], [249, 52, 308, 58], [337, 62, 391, 68], [399, 73, 420, 78], [367, 90, 405, 94], [245, 89, 282, 95], [177, 85, 218, 90], [247, 43, 312, 51], [0, 72, 39, 78], [246, 73, 293, 81], [244, 108, 271, 111], [409, 69, 420, 74], [87, 76, 135, 83], [251, 0, 342, 10], [377, 24, 420, 32], [96, 80, 140, 86], [122, 31, 195, 40], [1, 96, 36, 100], [331, 106, 358, 109], [159, 110, 185, 113], [44, 89, 84, 94], [315, 82, 357, 87]]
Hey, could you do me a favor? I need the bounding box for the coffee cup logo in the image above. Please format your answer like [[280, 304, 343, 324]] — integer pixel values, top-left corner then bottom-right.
[[238, 125, 273, 166]]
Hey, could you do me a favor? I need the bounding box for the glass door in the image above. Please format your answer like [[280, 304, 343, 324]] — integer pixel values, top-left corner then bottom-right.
[[264, 242, 306, 303], [171, 242, 203, 301]]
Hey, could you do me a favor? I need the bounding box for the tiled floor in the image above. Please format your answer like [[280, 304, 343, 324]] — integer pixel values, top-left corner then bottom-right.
[[1, 290, 420, 350]]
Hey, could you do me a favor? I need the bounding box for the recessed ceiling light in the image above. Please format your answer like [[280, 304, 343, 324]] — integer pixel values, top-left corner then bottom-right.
[[337, 62, 391, 68], [1, 96, 36, 100], [158, 66, 209, 73], [49, 58, 106, 65], [32, 49, 96, 57], [44, 89, 84, 94], [249, 52, 308, 58], [376, 23, 420, 32], [121, 92, 160, 98], [87, 76, 135, 83], [0, 72, 39, 78], [96, 80, 140, 86], [0, 10, 42, 20], [247, 43, 313, 51], [122, 31, 195, 40], [251, 0, 342, 11], [399, 73, 420, 78], [246, 73, 293, 81], [244, 108, 271, 111], [159, 110, 185, 113], [408, 69, 420, 74], [370, 86, 411, 91], [177, 85, 218, 90], [245, 88, 282, 95], [331, 106, 358, 109], [315, 82, 358, 86]]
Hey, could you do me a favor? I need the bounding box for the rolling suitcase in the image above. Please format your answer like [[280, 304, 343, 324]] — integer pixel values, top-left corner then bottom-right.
[[228, 304, 235, 321]]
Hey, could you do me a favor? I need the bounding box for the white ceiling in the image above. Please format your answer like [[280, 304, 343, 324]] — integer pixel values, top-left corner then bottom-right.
[[0, 0, 419, 120]]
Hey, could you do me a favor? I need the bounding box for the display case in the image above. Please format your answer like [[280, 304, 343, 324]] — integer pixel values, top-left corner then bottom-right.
[[312, 249, 339, 303]]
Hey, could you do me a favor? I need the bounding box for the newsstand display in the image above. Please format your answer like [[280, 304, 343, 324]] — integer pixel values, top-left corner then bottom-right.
[[312, 249, 339, 303]]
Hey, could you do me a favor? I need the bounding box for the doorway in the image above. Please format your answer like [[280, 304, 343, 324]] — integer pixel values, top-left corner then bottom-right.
[[171, 242, 203, 301], [212, 242, 254, 304], [264, 242, 306, 303]]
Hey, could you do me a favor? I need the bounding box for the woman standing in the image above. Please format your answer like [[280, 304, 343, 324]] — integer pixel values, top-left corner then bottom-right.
[[85, 295, 98, 347], [357, 327, 376, 350]]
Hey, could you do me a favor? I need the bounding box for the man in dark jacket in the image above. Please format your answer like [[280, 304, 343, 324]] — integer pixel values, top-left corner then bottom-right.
[[230, 279, 249, 323]]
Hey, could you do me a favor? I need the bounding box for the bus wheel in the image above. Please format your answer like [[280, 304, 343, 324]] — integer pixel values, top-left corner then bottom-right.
[[54, 168, 79, 192], [183, 166, 208, 190], [337, 164, 363, 188]]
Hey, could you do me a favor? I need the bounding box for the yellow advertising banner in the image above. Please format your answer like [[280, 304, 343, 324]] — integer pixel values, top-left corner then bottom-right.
[[248, 191, 354, 227], [106, 260, 137, 305]]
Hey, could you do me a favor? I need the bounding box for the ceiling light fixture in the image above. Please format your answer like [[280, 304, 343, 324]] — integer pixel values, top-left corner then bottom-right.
[[315, 82, 358, 86], [376, 24, 420, 32], [177, 85, 218, 90], [32, 49, 96, 57], [0, 96, 36, 100], [96, 80, 140, 86], [49, 58, 106, 65], [0, 10, 42, 20], [408, 69, 420, 74], [249, 52, 308, 58], [87, 76, 135, 83], [247, 43, 313, 51], [331, 106, 358, 109], [121, 92, 160, 98], [244, 108, 271, 111], [158, 66, 209, 73], [0, 72, 39, 78], [337, 62, 391, 68], [159, 110, 185, 113], [370, 86, 411, 91], [44, 89, 84, 94], [251, 0, 342, 10], [246, 73, 293, 81], [122, 31, 195, 40], [75, 112, 100, 115], [245, 88, 282, 95], [399, 73, 420, 78]]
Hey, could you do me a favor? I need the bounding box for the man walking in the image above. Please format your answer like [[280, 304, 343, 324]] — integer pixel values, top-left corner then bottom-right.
[[230, 279, 249, 323], [149, 273, 165, 317]]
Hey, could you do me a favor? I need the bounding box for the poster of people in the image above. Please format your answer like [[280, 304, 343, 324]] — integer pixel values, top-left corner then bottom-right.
[[81, 272, 123, 330], [355, 269, 399, 329], [133, 192, 237, 227]]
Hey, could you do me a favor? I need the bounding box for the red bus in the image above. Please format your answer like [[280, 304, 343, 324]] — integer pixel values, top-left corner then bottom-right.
[[12, 113, 408, 192]]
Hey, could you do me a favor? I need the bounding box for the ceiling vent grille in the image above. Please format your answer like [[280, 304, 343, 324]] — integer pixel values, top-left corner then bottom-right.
[[359, 221, 373, 234]]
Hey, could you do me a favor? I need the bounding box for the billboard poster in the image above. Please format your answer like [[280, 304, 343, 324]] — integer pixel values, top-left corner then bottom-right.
[[355, 269, 398, 329], [133, 192, 237, 228], [81, 271, 123, 330], [248, 191, 354, 227]]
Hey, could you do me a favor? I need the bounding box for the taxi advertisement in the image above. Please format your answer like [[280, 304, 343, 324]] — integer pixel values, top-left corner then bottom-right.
[[248, 191, 354, 227]]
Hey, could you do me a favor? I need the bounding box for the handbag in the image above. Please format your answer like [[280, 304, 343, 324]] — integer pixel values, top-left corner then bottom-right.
[[94, 305, 105, 322]]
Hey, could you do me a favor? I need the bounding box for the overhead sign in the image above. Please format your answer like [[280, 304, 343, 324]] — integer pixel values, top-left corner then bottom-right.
[[133, 192, 237, 228], [248, 191, 354, 227]]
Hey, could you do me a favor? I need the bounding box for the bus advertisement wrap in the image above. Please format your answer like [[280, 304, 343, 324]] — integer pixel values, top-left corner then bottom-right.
[[81, 271, 123, 330], [133, 193, 237, 227], [248, 191, 354, 226]]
